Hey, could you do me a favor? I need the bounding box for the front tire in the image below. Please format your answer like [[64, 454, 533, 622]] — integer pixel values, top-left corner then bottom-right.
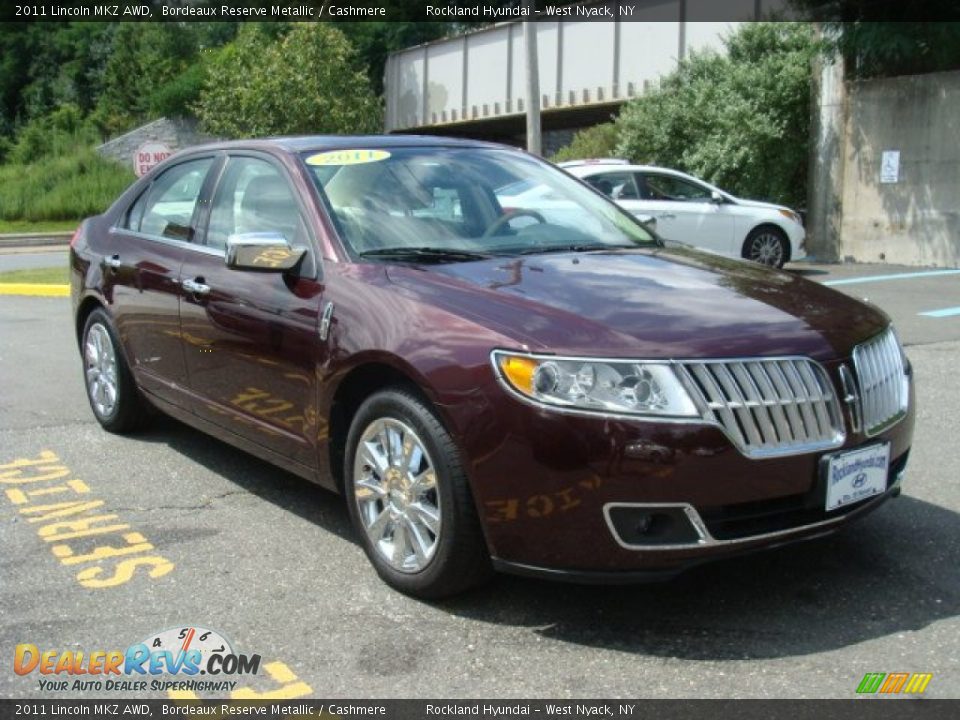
[[743, 226, 789, 269], [344, 388, 491, 599], [81, 309, 150, 433]]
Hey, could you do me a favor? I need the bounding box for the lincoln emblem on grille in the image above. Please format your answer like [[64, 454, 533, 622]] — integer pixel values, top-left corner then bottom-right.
[[838, 363, 862, 433]]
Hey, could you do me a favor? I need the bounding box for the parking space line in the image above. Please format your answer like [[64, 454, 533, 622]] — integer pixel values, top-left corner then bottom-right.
[[919, 306, 960, 318], [823, 269, 960, 286]]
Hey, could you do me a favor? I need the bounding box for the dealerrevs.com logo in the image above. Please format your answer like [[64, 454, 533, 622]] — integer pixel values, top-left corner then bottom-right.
[[15, 626, 261, 693]]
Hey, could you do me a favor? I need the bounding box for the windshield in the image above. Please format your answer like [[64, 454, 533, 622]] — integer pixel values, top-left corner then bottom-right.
[[301, 147, 657, 261]]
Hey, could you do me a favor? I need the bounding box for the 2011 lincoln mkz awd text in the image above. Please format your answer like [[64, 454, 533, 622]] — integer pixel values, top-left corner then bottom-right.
[[70, 136, 914, 598]]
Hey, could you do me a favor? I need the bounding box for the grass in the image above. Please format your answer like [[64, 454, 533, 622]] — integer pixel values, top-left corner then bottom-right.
[[0, 219, 80, 234], [0, 266, 69, 284], [0, 148, 134, 223]]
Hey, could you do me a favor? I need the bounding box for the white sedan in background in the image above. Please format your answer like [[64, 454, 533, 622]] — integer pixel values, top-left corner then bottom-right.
[[561, 160, 806, 268]]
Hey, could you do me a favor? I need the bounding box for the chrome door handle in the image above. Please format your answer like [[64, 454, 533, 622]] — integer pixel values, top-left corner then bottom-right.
[[658, 213, 676, 220], [182, 278, 211, 296], [104, 254, 122, 269]]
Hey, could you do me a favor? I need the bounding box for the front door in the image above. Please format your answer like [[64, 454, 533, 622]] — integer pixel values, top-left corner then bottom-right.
[[636, 172, 736, 255], [178, 154, 325, 469]]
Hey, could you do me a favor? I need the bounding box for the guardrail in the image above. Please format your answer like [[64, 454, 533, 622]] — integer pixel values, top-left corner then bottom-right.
[[0, 232, 74, 249]]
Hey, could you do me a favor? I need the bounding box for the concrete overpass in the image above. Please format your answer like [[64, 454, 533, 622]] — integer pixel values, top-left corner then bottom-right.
[[384, 0, 789, 150]]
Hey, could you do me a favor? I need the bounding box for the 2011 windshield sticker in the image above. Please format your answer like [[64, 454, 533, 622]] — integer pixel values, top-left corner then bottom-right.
[[305, 149, 391, 166], [0, 450, 174, 588], [15, 626, 261, 694]]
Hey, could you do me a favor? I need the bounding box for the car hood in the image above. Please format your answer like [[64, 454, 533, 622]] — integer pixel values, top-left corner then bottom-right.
[[385, 248, 888, 361], [732, 197, 792, 213]]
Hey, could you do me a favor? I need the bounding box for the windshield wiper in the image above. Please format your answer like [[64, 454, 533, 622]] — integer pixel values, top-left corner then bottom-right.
[[515, 243, 636, 256], [358, 247, 494, 263]]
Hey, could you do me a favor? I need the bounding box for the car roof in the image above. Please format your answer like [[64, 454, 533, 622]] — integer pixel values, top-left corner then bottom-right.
[[184, 134, 512, 155], [563, 161, 688, 176]]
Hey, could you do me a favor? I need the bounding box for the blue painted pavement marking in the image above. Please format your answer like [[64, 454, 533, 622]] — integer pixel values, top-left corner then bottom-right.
[[823, 269, 960, 286], [919, 306, 960, 318]]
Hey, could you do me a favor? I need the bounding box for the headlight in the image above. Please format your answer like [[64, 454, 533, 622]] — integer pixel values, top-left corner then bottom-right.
[[493, 351, 700, 418], [778, 208, 802, 225]]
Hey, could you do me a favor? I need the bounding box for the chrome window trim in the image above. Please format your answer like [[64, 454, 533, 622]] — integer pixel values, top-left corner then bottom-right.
[[602, 498, 888, 551], [108, 227, 224, 257], [490, 349, 847, 459]]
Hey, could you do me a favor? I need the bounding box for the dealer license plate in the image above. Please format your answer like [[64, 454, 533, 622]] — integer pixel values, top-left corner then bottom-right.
[[824, 443, 890, 512]]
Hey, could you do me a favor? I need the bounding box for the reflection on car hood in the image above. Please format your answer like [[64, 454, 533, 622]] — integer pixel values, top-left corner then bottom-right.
[[385, 248, 887, 361]]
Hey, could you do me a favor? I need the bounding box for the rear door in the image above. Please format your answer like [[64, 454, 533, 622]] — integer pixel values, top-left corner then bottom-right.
[[177, 152, 325, 470], [105, 155, 216, 403]]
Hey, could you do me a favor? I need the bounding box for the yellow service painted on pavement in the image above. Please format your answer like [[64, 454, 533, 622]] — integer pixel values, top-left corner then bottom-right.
[[1, 449, 175, 588]]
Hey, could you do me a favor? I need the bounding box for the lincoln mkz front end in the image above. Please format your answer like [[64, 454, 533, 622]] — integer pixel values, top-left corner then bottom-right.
[[473, 330, 913, 581]]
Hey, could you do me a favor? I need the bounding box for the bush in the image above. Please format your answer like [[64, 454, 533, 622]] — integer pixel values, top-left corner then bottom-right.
[[551, 123, 619, 163], [0, 148, 134, 222], [616, 23, 816, 208], [196, 24, 382, 138], [7, 104, 102, 165]]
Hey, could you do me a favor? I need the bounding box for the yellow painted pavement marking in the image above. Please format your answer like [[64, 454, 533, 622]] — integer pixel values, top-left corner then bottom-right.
[[0, 283, 69, 297], [168, 659, 313, 701]]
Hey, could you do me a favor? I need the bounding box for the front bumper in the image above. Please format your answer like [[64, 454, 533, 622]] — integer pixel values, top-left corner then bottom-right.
[[448, 376, 915, 578]]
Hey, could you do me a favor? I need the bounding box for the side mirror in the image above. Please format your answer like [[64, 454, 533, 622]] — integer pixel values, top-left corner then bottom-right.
[[225, 232, 306, 272], [638, 215, 657, 233], [710, 190, 725, 205]]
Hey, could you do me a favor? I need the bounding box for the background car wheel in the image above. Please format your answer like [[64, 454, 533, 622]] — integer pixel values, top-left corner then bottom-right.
[[743, 227, 788, 269], [81, 309, 150, 433], [344, 388, 491, 599]]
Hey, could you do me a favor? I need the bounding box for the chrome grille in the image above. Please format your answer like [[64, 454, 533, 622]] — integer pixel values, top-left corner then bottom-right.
[[852, 328, 908, 435], [679, 358, 844, 458]]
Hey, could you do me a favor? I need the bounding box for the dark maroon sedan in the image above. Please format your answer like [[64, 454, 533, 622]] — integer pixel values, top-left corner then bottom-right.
[[70, 136, 914, 598]]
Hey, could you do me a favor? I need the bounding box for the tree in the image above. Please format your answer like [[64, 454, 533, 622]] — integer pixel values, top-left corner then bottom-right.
[[550, 123, 619, 163], [788, 1, 960, 78], [615, 23, 816, 208], [196, 24, 382, 138]]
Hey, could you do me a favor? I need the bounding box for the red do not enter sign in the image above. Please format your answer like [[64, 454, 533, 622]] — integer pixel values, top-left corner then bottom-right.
[[134, 142, 173, 177]]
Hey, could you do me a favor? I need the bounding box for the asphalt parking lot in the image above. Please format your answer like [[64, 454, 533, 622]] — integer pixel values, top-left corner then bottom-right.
[[1, 261, 958, 700]]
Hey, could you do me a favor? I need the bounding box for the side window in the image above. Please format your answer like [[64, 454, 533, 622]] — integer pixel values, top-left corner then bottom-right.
[[206, 157, 309, 252], [132, 158, 214, 240], [584, 172, 639, 201], [642, 174, 711, 202]]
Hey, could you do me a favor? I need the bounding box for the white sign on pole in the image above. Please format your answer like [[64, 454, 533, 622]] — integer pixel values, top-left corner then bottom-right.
[[134, 141, 173, 177], [880, 150, 900, 184]]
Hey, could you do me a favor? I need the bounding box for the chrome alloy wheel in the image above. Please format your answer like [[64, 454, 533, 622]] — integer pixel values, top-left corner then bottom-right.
[[747, 232, 785, 267], [84, 323, 119, 418], [352, 418, 442, 573]]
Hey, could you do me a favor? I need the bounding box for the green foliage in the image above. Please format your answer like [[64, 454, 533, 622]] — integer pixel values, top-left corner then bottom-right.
[[821, 22, 960, 79], [6, 104, 101, 165], [196, 24, 382, 138], [148, 63, 209, 118], [91, 23, 236, 136], [616, 23, 816, 208], [0, 148, 134, 222], [550, 124, 619, 163]]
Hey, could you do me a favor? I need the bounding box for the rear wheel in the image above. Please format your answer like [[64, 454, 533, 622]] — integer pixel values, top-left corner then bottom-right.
[[81, 309, 150, 433], [344, 388, 491, 598], [743, 226, 788, 269]]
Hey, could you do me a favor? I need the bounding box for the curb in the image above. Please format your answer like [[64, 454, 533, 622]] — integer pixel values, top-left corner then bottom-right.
[[0, 283, 70, 297]]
